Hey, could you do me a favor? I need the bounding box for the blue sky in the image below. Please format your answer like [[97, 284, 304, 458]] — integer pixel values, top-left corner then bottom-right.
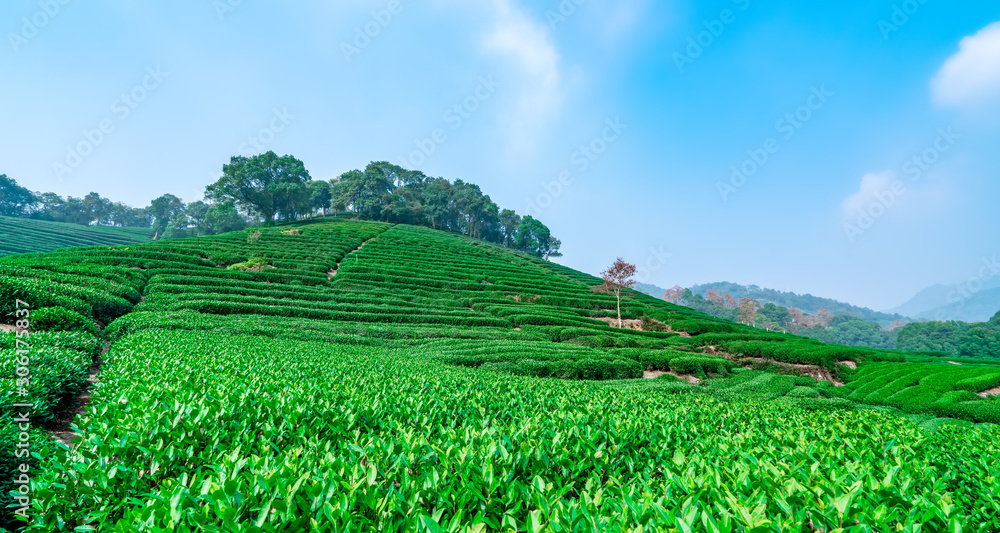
[[2, 0, 1000, 311]]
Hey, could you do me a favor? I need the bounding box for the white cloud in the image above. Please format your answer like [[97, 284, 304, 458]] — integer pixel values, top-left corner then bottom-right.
[[842, 171, 896, 218], [482, 0, 562, 154], [932, 21, 1000, 107]]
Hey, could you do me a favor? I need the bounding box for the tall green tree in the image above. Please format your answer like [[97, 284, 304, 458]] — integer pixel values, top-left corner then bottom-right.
[[499, 209, 520, 248], [149, 194, 185, 238], [515, 216, 562, 259], [0, 175, 35, 217], [203, 201, 247, 235], [206, 152, 311, 224], [309, 181, 333, 216]]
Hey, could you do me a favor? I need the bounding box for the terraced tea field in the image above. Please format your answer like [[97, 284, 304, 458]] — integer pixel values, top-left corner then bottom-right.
[[0, 216, 153, 257], [1, 219, 999, 531]]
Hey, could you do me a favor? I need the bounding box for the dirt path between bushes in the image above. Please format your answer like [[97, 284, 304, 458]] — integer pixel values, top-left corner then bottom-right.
[[642, 369, 701, 385], [707, 350, 846, 387], [977, 386, 1000, 399], [328, 239, 372, 280], [43, 341, 109, 447]]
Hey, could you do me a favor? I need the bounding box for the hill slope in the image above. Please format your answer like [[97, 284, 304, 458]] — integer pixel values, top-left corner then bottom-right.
[[1, 219, 999, 531], [0, 215, 153, 257]]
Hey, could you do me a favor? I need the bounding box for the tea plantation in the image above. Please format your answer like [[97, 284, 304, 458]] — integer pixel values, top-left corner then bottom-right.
[[0, 216, 153, 258], [1, 219, 998, 531]]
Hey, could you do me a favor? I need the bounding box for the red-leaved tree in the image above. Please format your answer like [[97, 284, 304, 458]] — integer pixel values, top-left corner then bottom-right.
[[593, 257, 637, 328], [663, 285, 685, 304]]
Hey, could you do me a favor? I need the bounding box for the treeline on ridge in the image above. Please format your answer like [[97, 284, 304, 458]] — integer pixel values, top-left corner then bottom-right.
[[0, 152, 562, 259]]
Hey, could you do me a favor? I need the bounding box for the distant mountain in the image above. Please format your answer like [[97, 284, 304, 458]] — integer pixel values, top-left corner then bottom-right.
[[888, 284, 953, 318], [633, 282, 668, 299], [890, 277, 1000, 323], [689, 281, 908, 327]]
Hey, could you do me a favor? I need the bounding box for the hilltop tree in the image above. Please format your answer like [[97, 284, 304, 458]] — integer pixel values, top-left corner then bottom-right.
[[309, 181, 332, 216], [206, 152, 311, 224], [203, 201, 247, 235], [0, 175, 35, 217], [593, 258, 637, 328], [515, 216, 562, 259], [499, 209, 520, 248], [149, 194, 185, 238]]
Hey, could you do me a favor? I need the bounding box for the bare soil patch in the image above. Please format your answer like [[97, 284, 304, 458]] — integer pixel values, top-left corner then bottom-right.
[[0, 324, 17, 333], [593, 317, 644, 330], [671, 372, 701, 385], [946, 361, 962, 366], [714, 352, 845, 386], [977, 386, 1000, 399], [838, 360, 857, 370], [640, 369, 699, 384], [44, 342, 109, 447]]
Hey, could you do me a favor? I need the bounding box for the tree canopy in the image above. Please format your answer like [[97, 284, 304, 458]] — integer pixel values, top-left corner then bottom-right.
[[0, 175, 35, 217], [0, 156, 562, 259], [206, 152, 312, 224], [331, 162, 562, 259]]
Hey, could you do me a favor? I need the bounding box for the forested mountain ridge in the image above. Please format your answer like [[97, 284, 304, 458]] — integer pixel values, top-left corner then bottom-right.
[[688, 282, 909, 326]]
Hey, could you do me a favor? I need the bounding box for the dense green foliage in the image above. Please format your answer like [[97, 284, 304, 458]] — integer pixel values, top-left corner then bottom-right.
[[897, 311, 1000, 358], [846, 362, 1000, 422], [331, 161, 562, 259], [797, 315, 898, 350], [24, 330, 1000, 531], [1, 220, 999, 531]]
